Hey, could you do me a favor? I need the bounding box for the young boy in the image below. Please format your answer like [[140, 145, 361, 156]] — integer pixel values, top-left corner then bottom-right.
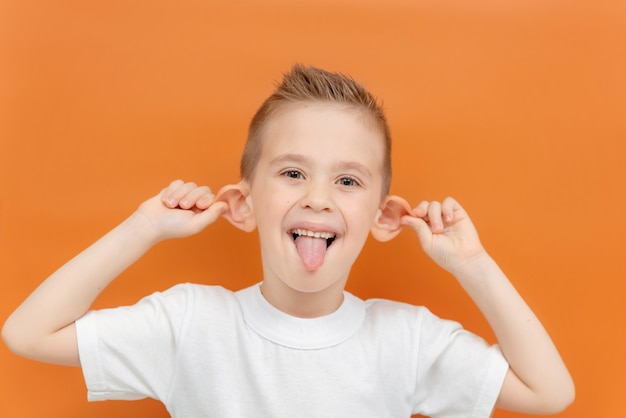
[[3, 65, 573, 417]]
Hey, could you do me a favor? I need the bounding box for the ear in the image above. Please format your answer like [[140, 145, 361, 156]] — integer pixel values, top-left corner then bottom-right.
[[370, 195, 413, 242], [213, 181, 256, 232]]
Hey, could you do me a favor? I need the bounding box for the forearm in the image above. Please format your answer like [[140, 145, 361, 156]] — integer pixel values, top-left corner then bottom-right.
[[2, 212, 159, 359], [453, 254, 575, 413]]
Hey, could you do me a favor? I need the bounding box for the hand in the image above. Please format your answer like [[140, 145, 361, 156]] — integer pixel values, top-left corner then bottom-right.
[[401, 197, 488, 275], [134, 180, 228, 242]]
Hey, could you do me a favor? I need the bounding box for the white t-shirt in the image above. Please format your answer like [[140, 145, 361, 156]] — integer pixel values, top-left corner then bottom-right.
[[76, 283, 508, 417]]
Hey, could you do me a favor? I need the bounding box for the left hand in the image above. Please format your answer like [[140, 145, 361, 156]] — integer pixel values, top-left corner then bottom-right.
[[401, 197, 487, 275]]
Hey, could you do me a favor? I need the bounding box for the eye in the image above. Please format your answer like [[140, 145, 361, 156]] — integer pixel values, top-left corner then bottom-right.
[[337, 176, 360, 187], [282, 170, 304, 180]]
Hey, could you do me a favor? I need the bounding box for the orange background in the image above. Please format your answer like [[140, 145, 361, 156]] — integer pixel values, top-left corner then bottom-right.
[[1, 1, 624, 417]]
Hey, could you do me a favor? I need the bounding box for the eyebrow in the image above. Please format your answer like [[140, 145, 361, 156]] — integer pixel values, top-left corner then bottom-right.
[[269, 153, 308, 166], [269, 153, 373, 179]]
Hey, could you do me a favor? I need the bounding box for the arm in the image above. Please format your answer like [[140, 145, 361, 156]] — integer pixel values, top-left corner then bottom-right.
[[401, 198, 575, 414], [1, 180, 227, 367]]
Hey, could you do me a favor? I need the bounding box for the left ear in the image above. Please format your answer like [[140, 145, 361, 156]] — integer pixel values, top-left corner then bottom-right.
[[370, 195, 413, 242]]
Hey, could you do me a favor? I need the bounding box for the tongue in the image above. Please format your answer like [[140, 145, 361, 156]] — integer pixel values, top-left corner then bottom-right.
[[295, 236, 327, 271]]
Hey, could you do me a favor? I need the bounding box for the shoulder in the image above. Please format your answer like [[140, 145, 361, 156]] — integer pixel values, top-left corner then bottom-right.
[[77, 283, 245, 345], [140, 282, 237, 306], [145, 283, 242, 319], [361, 297, 465, 344], [363, 297, 451, 326], [155, 282, 234, 298], [82, 283, 240, 327]]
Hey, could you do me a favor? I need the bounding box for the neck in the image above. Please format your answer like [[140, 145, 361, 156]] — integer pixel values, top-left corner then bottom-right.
[[260, 279, 346, 318]]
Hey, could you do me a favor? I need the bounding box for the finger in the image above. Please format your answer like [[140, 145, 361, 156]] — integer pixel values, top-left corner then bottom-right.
[[413, 200, 430, 218], [162, 181, 199, 208], [162, 179, 184, 194], [179, 186, 214, 210], [427, 201, 444, 233], [195, 189, 217, 210], [441, 197, 459, 225], [161, 180, 185, 207]]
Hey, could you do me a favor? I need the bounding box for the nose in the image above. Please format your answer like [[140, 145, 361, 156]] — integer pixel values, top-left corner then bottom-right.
[[301, 180, 334, 212]]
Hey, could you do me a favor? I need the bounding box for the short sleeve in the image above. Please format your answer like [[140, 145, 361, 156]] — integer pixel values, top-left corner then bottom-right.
[[413, 308, 509, 418], [75, 284, 190, 402]]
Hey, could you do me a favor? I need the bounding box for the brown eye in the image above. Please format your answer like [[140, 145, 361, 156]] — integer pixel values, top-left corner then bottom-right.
[[283, 170, 303, 179], [337, 177, 359, 187]]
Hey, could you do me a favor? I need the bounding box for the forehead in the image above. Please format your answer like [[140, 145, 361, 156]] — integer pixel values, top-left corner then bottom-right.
[[258, 102, 386, 167]]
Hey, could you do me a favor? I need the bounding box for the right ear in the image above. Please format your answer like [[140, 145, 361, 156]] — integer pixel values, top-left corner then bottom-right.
[[213, 181, 256, 232]]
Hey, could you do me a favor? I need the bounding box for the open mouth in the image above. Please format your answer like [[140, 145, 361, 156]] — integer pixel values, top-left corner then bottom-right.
[[288, 228, 337, 271], [290, 228, 336, 248]]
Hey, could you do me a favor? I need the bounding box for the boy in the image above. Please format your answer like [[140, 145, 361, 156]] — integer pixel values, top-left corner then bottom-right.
[[2, 65, 574, 417]]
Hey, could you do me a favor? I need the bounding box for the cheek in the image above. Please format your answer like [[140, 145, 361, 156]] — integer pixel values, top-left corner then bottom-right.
[[344, 200, 380, 229]]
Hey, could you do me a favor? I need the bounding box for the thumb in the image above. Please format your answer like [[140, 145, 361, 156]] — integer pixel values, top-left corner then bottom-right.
[[401, 215, 432, 248], [188, 201, 228, 232]]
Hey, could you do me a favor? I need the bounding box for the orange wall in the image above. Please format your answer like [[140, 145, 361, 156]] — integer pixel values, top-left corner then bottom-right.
[[1, 1, 624, 417]]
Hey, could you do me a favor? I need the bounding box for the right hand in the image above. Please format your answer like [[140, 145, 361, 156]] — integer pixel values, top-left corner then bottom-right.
[[134, 180, 228, 242]]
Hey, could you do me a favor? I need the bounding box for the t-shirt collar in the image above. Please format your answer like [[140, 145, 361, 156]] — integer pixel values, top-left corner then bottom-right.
[[235, 283, 366, 350]]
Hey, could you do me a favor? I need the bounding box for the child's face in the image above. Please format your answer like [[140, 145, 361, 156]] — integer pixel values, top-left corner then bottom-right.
[[247, 102, 386, 297]]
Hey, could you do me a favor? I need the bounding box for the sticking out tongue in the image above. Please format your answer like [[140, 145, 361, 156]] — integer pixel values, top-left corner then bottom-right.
[[295, 236, 328, 271]]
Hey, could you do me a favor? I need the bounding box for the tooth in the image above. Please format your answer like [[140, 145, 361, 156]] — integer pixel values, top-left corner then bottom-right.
[[290, 229, 336, 239]]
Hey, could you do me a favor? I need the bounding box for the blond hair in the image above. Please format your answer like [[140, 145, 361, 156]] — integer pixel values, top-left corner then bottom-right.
[[240, 64, 392, 195]]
